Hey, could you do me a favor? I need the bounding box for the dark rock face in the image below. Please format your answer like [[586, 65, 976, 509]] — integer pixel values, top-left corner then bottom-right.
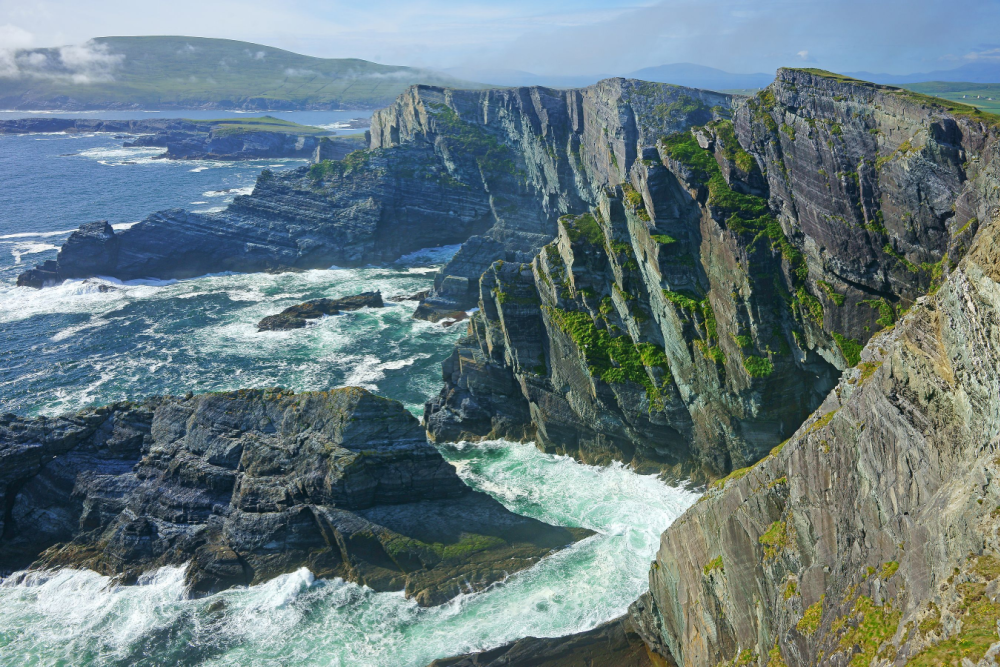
[[370, 80, 731, 312], [0, 387, 588, 605], [124, 129, 323, 160], [630, 213, 1000, 665], [428, 616, 668, 667], [257, 291, 384, 331], [19, 80, 728, 311], [427, 69, 1000, 479]]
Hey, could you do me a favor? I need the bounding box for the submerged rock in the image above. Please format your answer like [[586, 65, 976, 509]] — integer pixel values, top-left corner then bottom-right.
[[0, 387, 589, 604], [428, 616, 665, 667], [257, 291, 384, 331]]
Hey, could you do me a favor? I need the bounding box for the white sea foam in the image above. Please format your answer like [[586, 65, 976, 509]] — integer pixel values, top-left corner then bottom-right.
[[112, 221, 139, 231], [203, 186, 254, 198], [0, 228, 76, 239], [77, 145, 163, 166], [9, 241, 58, 264], [0, 441, 698, 666], [340, 354, 428, 389]]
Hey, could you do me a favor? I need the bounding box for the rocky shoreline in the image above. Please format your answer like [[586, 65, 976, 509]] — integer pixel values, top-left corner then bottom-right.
[[8, 68, 1000, 665], [0, 387, 589, 605], [0, 117, 368, 161]]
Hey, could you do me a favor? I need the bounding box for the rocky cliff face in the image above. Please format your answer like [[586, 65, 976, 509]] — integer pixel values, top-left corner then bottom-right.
[[0, 387, 587, 605], [18, 79, 726, 293], [427, 69, 1000, 480], [629, 198, 1000, 665], [369, 79, 731, 309], [16, 146, 495, 286]]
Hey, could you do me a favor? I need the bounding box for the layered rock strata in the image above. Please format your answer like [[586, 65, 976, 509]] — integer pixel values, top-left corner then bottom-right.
[[629, 206, 1000, 665], [18, 79, 728, 308], [427, 69, 1000, 479], [0, 387, 588, 605]]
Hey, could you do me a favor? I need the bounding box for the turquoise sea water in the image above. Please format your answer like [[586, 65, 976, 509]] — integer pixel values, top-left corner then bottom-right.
[[0, 123, 697, 666]]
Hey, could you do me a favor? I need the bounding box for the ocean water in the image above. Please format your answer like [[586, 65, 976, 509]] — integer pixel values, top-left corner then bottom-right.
[[0, 441, 698, 667], [0, 123, 697, 665], [0, 130, 455, 417]]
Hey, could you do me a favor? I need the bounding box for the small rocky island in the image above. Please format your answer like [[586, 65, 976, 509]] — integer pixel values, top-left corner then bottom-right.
[[257, 291, 384, 331], [0, 386, 589, 605]]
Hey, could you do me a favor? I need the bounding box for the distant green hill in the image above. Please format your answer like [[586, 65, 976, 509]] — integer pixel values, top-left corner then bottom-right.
[[0, 36, 484, 111], [901, 82, 1000, 114]]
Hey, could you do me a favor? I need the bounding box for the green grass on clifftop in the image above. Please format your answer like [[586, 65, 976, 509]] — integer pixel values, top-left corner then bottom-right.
[[201, 116, 328, 135]]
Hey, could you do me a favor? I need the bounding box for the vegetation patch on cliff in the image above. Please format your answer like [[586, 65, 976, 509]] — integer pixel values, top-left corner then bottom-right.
[[796, 595, 825, 636], [427, 102, 520, 178], [545, 306, 671, 407], [759, 520, 792, 559]]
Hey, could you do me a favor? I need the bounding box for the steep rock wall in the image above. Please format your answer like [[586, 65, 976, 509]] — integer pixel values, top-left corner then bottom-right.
[[369, 80, 731, 306], [427, 69, 1000, 479], [631, 207, 1000, 666]]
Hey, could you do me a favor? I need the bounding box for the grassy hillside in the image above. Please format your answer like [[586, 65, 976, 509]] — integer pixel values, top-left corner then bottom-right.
[[0, 36, 483, 110], [193, 116, 329, 135], [901, 81, 1000, 114]]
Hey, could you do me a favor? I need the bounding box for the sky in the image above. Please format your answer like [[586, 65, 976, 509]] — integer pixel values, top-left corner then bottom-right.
[[2, 0, 1000, 76]]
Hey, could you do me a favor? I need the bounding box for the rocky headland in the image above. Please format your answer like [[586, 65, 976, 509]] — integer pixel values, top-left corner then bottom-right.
[[256, 291, 384, 331], [0, 386, 589, 605], [0, 116, 366, 161], [11, 67, 1000, 665], [425, 68, 998, 483]]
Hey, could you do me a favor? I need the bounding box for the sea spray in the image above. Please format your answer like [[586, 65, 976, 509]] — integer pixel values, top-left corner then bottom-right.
[[0, 441, 699, 667]]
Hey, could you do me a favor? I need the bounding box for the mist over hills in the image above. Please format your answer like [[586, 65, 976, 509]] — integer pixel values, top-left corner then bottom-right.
[[2, 34, 998, 112], [0, 35, 482, 110]]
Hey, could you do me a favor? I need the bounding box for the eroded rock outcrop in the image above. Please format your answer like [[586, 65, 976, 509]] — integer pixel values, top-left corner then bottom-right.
[[629, 209, 1000, 665], [427, 69, 1000, 479], [256, 291, 383, 331], [0, 387, 588, 605]]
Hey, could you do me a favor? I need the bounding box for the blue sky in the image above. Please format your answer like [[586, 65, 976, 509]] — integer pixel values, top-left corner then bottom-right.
[[2, 0, 999, 76]]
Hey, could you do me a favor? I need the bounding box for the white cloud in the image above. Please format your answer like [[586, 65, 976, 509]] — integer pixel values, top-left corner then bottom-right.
[[57, 41, 124, 82], [797, 50, 809, 60], [0, 29, 124, 83], [0, 24, 36, 78], [963, 47, 1000, 62]]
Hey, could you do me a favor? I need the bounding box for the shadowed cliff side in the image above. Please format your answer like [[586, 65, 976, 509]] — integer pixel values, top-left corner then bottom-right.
[[427, 616, 670, 667], [426, 69, 1000, 480], [628, 210, 1000, 665]]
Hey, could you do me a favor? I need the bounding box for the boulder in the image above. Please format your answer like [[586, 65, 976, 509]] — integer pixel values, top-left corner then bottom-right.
[[257, 291, 383, 331]]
